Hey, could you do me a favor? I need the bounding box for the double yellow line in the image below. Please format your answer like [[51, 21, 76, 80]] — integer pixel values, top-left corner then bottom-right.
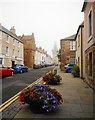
[[0, 77, 42, 112], [0, 69, 53, 112]]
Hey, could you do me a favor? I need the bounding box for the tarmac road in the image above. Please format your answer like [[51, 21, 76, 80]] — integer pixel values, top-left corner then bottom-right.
[[2, 66, 54, 103]]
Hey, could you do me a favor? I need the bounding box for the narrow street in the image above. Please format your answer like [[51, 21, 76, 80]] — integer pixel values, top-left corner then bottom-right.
[[2, 66, 54, 103], [2, 66, 93, 118]]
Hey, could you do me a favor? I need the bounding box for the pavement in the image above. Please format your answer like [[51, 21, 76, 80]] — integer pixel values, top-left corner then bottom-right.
[[2, 66, 94, 119]]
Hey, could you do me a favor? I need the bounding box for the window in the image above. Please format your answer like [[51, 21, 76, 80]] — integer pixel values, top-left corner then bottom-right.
[[88, 10, 92, 38], [6, 47, 9, 55], [18, 41, 20, 47], [89, 52, 93, 76], [70, 56, 75, 64], [13, 49, 15, 56], [6, 35, 10, 42], [13, 39, 15, 45], [0, 58, 2, 64], [78, 35, 80, 47], [70, 41, 75, 50], [18, 50, 19, 57]]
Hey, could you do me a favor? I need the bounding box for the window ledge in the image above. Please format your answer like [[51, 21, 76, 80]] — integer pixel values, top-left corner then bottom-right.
[[6, 41, 9, 43]]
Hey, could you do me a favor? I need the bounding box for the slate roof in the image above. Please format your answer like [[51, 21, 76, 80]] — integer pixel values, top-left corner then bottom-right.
[[61, 34, 76, 41], [0, 24, 23, 43]]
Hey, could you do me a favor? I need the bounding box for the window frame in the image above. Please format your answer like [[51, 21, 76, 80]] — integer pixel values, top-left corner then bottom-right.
[[70, 41, 75, 51], [88, 7, 93, 41], [6, 46, 9, 55]]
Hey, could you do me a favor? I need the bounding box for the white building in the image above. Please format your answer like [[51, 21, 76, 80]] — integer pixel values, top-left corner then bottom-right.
[[35, 47, 53, 66]]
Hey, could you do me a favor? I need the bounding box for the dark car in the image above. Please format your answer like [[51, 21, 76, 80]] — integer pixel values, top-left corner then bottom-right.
[[64, 64, 73, 73], [33, 64, 42, 69], [12, 64, 28, 73], [0, 65, 14, 77]]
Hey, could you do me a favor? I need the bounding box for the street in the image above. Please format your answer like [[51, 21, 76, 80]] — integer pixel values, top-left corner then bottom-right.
[[2, 66, 54, 103]]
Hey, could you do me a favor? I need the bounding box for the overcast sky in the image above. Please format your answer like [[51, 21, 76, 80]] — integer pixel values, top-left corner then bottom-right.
[[0, 0, 84, 56]]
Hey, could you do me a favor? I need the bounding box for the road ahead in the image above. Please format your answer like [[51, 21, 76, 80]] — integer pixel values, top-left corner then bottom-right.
[[2, 66, 54, 103]]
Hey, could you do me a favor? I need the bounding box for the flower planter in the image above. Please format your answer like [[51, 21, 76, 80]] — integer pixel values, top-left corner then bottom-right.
[[42, 71, 62, 85], [29, 100, 44, 113], [18, 84, 63, 113], [71, 70, 80, 77]]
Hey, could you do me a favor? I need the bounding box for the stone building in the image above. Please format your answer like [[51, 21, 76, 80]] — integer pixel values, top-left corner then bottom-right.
[[75, 22, 84, 78], [0, 24, 24, 67], [60, 34, 76, 70], [21, 33, 36, 68], [82, 1, 95, 88]]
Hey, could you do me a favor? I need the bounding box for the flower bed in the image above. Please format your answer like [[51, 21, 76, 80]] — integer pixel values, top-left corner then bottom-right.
[[42, 70, 62, 85], [18, 84, 63, 113]]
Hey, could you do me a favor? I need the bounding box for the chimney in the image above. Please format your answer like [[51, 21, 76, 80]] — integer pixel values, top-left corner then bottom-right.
[[10, 26, 16, 34]]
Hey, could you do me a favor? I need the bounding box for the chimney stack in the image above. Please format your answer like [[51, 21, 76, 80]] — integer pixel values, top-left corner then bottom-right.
[[10, 26, 16, 34]]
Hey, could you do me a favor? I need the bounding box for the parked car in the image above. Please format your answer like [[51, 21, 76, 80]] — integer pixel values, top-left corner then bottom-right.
[[33, 64, 42, 69], [64, 64, 74, 73], [12, 64, 28, 73], [0, 65, 14, 77]]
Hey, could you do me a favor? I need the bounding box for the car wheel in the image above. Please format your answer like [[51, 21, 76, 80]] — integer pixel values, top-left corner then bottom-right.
[[11, 71, 14, 76], [20, 70, 23, 74]]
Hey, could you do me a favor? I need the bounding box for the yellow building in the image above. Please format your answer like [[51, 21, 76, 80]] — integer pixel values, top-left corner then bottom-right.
[[0, 24, 24, 67]]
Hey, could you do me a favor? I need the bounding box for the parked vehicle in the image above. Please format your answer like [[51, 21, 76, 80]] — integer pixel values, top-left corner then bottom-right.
[[33, 64, 42, 69], [0, 65, 14, 77], [12, 64, 28, 73], [64, 64, 73, 73]]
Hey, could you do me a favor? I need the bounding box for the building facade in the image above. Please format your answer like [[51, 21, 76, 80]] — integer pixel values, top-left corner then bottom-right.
[[21, 33, 36, 68], [75, 22, 84, 78], [82, 1, 95, 88], [0, 25, 24, 67], [35, 47, 53, 66], [60, 34, 76, 70]]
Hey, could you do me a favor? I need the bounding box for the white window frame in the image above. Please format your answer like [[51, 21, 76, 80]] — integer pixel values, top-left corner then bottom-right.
[[88, 7, 93, 41], [6, 47, 9, 55], [70, 41, 75, 51], [6, 35, 10, 43], [70, 56, 75, 65]]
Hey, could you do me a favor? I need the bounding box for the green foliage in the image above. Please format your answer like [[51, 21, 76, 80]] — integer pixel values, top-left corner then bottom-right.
[[42, 70, 62, 85], [54, 69, 57, 75], [72, 64, 80, 73]]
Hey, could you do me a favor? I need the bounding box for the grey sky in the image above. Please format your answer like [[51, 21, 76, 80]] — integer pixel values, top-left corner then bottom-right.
[[0, 0, 84, 56]]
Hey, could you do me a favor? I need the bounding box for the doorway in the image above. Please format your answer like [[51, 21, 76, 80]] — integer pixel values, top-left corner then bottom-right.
[[12, 61, 15, 67]]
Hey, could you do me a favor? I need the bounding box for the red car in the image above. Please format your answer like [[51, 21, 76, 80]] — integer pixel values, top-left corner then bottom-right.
[[0, 65, 14, 77]]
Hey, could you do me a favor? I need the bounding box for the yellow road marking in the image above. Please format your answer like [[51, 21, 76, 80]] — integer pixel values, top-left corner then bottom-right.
[[0, 77, 42, 112], [0, 69, 53, 112]]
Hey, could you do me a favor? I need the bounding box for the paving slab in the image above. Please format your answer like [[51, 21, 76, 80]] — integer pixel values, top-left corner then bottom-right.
[[12, 67, 94, 118]]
